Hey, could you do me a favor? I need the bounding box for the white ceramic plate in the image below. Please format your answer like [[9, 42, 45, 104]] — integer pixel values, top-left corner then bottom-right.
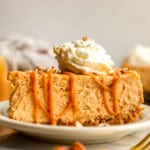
[[0, 101, 150, 144]]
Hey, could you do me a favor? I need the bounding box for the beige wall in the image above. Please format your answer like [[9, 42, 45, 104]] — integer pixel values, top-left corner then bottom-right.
[[0, 0, 150, 66]]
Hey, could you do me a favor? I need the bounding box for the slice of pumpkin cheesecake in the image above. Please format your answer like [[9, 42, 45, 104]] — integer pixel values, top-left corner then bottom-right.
[[7, 37, 144, 126], [8, 68, 143, 126]]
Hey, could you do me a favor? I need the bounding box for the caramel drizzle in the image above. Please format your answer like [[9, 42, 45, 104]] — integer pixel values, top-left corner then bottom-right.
[[57, 100, 72, 119], [31, 70, 49, 123], [101, 74, 120, 115], [86, 73, 109, 90], [112, 72, 120, 114], [31, 68, 122, 125], [85, 72, 120, 115], [102, 85, 115, 115], [64, 72, 77, 111], [57, 72, 78, 125], [57, 72, 77, 121]]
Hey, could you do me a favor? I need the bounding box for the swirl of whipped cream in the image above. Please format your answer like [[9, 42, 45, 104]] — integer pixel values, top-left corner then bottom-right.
[[128, 45, 150, 67], [54, 37, 114, 74]]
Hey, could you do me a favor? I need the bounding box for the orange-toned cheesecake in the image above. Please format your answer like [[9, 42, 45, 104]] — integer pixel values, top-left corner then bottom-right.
[[8, 37, 144, 126]]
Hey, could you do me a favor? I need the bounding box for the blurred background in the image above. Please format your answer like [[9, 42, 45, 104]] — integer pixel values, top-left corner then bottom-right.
[[0, 0, 150, 66]]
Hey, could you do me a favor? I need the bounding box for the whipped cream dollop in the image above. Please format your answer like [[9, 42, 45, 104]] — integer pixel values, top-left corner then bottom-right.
[[54, 37, 114, 74], [128, 45, 150, 67]]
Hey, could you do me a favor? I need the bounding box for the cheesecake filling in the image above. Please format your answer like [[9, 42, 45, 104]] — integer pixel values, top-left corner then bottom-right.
[[54, 37, 114, 74]]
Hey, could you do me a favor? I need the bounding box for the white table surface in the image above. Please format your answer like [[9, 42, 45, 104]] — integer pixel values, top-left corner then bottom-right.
[[0, 127, 149, 150]]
